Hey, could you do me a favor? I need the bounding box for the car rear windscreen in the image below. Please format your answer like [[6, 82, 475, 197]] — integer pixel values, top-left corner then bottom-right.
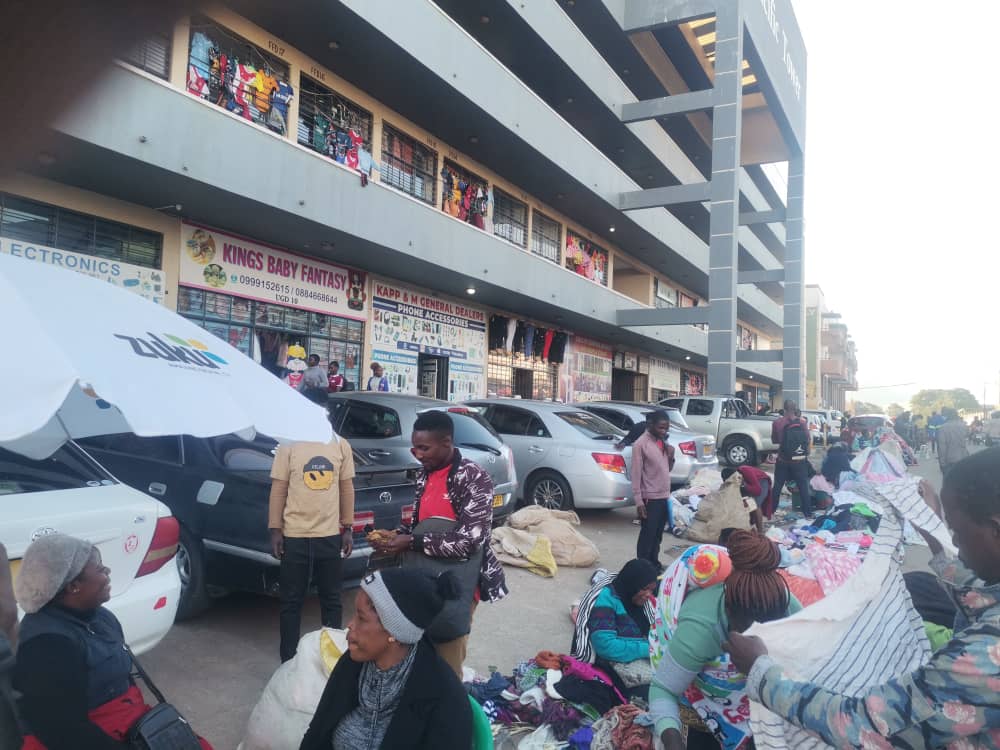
[[557, 411, 625, 440], [0, 444, 113, 495]]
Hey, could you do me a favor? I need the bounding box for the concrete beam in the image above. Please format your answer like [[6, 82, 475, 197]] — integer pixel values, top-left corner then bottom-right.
[[617, 306, 710, 326], [619, 182, 711, 211], [738, 269, 785, 284], [736, 350, 784, 363], [620, 90, 714, 123], [624, 0, 715, 32], [739, 208, 786, 225]]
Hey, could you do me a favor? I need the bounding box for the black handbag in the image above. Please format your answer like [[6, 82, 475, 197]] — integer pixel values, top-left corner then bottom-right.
[[125, 647, 202, 750], [401, 517, 484, 643]]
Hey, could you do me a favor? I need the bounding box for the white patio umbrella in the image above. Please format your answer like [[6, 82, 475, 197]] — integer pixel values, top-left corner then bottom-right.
[[0, 252, 332, 458]]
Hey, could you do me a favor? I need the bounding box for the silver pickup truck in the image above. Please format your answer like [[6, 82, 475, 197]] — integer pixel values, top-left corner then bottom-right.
[[659, 396, 778, 467]]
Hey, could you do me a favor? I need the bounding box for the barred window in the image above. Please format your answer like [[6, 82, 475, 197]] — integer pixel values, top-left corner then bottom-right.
[[531, 210, 560, 263], [382, 125, 437, 205], [297, 76, 373, 161], [492, 189, 527, 247], [121, 32, 171, 79], [0, 193, 162, 268]]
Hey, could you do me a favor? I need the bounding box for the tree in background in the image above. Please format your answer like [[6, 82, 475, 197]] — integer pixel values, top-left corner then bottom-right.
[[910, 388, 981, 416], [886, 403, 905, 418], [848, 400, 884, 415]]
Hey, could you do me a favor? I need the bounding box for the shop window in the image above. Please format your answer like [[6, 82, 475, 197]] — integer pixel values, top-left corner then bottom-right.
[[298, 76, 373, 166], [737, 324, 757, 351], [493, 189, 527, 248], [681, 370, 706, 397], [487, 351, 558, 401], [531, 210, 561, 264], [565, 231, 608, 286], [0, 193, 163, 268], [121, 32, 171, 79], [177, 288, 363, 387], [187, 18, 292, 136], [655, 278, 677, 309], [440, 160, 488, 229], [382, 124, 436, 204]]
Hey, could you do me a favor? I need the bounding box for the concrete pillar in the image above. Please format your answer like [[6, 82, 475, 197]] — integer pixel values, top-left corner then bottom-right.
[[706, 2, 744, 396], [782, 153, 805, 403]]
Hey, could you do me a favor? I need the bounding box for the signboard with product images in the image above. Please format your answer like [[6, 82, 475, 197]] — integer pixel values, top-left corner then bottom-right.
[[1, 237, 166, 304], [682, 369, 705, 396], [179, 222, 367, 320], [567, 336, 613, 403], [370, 279, 487, 401]]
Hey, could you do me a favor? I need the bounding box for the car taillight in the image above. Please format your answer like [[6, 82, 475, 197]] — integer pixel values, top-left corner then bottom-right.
[[679, 441, 697, 457], [136, 516, 179, 578], [352, 511, 375, 535], [401, 504, 415, 524], [592, 452, 626, 473]]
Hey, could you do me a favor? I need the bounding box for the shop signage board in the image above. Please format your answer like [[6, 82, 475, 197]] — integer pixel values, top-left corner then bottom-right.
[[371, 279, 487, 400], [566, 336, 613, 402], [1, 237, 166, 304], [178, 222, 367, 320], [681, 369, 705, 396], [650, 357, 681, 392]]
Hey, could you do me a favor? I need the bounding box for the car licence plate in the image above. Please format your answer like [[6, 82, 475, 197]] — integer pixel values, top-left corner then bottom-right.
[[492, 495, 504, 508]]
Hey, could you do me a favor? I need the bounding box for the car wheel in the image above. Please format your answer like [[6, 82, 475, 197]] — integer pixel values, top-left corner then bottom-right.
[[527, 471, 574, 511], [724, 437, 756, 467], [175, 525, 212, 620]]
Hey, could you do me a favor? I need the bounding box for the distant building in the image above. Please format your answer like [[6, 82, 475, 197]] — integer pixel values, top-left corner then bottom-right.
[[805, 285, 858, 410]]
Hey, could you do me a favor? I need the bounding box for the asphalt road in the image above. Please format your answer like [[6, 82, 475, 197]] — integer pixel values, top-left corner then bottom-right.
[[141, 455, 944, 749]]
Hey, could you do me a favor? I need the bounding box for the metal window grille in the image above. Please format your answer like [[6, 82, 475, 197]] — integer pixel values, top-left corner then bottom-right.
[[487, 351, 559, 400], [492, 189, 527, 248], [121, 32, 171, 79], [297, 76, 373, 160], [382, 125, 437, 205], [187, 19, 291, 134], [0, 193, 163, 268], [530, 210, 560, 263]]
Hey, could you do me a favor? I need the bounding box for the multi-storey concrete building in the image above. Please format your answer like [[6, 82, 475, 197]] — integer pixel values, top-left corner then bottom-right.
[[4, 0, 806, 407], [805, 285, 858, 411]]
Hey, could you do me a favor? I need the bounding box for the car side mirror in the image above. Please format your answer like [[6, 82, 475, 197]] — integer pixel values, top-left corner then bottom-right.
[[197, 480, 225, 506]]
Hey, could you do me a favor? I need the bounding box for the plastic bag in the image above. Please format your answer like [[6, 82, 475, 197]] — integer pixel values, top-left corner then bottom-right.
[[239, 628, 348, 750]]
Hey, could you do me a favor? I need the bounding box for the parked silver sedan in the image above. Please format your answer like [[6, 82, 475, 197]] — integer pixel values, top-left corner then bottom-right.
[[464, 398, 633, 511], [572, 402, 719, 485], [328, 393, 518, 520]]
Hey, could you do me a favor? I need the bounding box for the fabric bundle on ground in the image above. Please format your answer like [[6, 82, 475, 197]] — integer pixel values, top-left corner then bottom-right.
[[507, 507, 600, 567], [745, 476, 955, 749], [684, 472, 751, 543], [491, 526, 559, 577]]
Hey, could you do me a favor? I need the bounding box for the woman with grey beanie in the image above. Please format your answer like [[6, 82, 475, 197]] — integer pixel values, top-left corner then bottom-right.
[[13, 533, 212, 749], [299, 568, 472, 750]]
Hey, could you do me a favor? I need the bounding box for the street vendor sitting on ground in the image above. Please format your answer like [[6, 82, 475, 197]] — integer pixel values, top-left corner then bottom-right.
[[726, 450, 1000, 750], [571, 559, 659, 698], [649, 531, 800, 750]]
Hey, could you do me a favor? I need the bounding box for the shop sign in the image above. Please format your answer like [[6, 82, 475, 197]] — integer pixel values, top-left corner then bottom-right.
[[681, 369, 705, 396], [650, 357, 681, 392], [179, 222, 366, 320], [371, 279, 487, 401], [636, 356, 650, 375], [623, 353, 638, 371], [1, 237, 166, 304], [565, 336, 613, 403]]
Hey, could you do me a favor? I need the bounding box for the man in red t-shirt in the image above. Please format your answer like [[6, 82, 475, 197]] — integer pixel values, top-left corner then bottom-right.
[[327, 361, 346, 393], [370, 410, 507, 677]]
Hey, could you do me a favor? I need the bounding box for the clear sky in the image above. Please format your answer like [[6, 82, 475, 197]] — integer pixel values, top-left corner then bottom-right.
[[788, 2, 1000, 409]]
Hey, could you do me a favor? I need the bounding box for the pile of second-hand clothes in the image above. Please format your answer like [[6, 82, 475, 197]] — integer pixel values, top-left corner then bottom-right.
[[466, 651, 657, 749]]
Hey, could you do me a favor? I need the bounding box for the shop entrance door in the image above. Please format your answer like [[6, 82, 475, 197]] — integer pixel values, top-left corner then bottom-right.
[[418, 354, 449, 400], [513, 368, 534, 399]]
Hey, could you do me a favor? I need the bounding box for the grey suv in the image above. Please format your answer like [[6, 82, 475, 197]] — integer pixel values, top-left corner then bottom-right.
[[328, 393, 517, 521]]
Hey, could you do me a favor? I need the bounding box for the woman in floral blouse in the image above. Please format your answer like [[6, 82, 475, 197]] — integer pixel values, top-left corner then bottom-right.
[[727, 450, 1000, 749]]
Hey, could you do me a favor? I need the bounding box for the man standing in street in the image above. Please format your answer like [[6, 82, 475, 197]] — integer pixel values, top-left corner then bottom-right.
[[269, 435, 355, 662], [631, 410, 675, 570], [928, 411, 945, 455], [370, 410, 507, 677], [769, 400, 813, 518], [936, 407, 969, 477]]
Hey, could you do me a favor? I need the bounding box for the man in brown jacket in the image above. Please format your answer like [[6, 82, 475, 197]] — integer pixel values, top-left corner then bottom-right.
[[630, 410, 675, 570], [269, 437, 355, 661]]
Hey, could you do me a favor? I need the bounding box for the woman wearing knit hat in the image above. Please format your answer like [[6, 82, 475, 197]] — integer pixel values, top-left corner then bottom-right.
[[648, 531, 801, 750], [300, 568, 472, 750], [13, 533, 212, 749]]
